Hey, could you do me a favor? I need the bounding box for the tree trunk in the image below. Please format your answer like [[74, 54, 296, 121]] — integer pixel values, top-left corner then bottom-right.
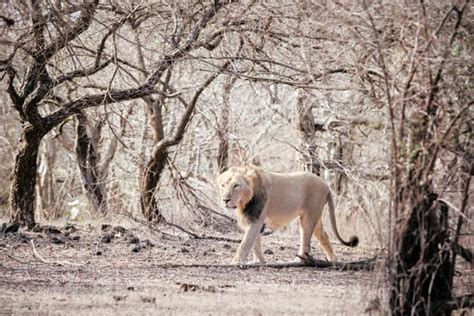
[[331, 137, 353, 196], [390, 185, 454, 315], [296, 91, 320, 175], [10, 124, 45, 228], [217, 77, 236, 173], [75, 113, 107, 214]]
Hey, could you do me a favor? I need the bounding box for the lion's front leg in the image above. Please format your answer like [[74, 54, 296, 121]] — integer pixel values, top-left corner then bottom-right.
[[251, 234, 265, 263], [232, 221, 264, 264]]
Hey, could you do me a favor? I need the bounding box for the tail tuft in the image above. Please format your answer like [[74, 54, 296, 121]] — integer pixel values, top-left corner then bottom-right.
[[347, 236, 359, 247]]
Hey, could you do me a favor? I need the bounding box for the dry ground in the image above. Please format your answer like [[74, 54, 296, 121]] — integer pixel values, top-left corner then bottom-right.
[[0, 218, 469, 315]]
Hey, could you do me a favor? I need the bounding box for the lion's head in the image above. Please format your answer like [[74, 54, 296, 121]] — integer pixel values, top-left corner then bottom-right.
[[216, 167, 254, 209]]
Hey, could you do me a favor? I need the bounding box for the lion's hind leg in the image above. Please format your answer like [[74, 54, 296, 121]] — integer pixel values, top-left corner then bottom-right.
[[295, 213, 319, 262], [313, 219, 337, 262]]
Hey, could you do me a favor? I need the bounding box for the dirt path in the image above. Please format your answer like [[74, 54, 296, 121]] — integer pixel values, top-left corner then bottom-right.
[[0, 222, 385, 315]]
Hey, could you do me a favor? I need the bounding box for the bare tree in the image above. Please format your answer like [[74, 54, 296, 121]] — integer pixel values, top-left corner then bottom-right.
[[1, 0, 236, 227], [359, 1, 472, 313], [140, 60, 231, 222]]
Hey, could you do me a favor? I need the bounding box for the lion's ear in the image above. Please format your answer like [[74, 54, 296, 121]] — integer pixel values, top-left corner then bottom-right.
[[243, 168, 256, 184], [215, 171, 224, 183], [226, 166, 240, 174], [243, 166, 256, 177]]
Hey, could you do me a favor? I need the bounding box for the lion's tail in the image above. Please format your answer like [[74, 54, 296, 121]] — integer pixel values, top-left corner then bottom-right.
[[326, 190, 359, 247]]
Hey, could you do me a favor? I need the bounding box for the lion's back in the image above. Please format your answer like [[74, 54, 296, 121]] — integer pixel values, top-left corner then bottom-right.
[[266, 171, 328, 191]]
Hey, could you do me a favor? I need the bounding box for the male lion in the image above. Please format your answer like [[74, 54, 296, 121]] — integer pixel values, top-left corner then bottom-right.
[[216, 166, 358, 264]]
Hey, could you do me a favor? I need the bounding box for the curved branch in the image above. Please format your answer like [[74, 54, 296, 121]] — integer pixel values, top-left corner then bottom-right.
[[56, 58, 113, 84]]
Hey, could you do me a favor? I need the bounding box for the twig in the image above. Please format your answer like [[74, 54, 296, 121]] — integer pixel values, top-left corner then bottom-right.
[[30, 240, 83, 267], [1, 253, 32, 264], [163, 220, 241, 243], [118, 212, 179, 239], [118, 211, 241, 243], [153, 256, 377, 271], [437, 198, 471, 221], [455, 244, 473, 264]]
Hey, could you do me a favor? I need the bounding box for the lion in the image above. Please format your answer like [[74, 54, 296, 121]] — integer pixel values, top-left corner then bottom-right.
[[216, 166, 358, 264]]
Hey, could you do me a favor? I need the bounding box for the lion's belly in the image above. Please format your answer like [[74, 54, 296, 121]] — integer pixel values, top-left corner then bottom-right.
[[264, 212, 299, 230], [263, 189, 306, 229], [262, 172, 328, 230]]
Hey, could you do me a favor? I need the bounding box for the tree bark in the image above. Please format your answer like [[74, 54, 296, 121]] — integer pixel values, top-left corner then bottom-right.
[[10, 124, 45, 228], [139, 73, 169, 222]]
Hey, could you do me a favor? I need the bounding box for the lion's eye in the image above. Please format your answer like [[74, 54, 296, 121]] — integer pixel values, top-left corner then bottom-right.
[[233, 184, 240, 190]]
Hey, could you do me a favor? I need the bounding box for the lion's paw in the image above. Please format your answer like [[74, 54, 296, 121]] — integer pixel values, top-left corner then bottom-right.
[[294, 252, 318, 264], [231, 257, 245, 264]]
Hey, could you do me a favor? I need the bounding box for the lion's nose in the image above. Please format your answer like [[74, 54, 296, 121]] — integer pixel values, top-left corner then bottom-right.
[[222, 198, 231, 204]]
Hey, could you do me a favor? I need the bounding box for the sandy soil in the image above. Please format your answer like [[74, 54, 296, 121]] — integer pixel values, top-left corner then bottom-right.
[[0, 219, 467, 315]]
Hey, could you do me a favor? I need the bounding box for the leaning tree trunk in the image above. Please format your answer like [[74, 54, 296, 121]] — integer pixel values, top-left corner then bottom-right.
[[140, 143, 168, 222], [10, 124, 45, 228], [140, 96, 167, 223]]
